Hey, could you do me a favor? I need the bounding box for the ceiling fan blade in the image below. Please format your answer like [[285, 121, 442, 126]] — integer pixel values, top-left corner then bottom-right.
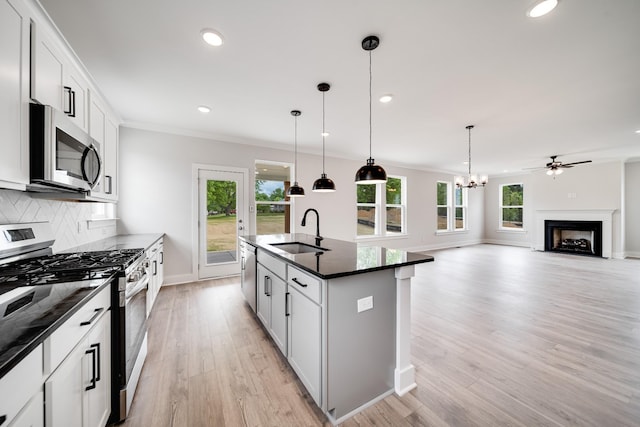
[[561, 160, 592, 166], [522, 166, 547, 170]]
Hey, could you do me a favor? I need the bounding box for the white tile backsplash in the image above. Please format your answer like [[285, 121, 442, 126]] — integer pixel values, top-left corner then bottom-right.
[[0, 189, 117, 252]]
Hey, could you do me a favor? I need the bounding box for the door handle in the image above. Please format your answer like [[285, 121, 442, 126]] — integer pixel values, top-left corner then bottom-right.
[[285, 292, 290, 317], [85, 347, 97, 390]]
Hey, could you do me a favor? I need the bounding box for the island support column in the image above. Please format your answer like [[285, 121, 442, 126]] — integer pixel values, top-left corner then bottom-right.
[[394, 265, 416, 395]]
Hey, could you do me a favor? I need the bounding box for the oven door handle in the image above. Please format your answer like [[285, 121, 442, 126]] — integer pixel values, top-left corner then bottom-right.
[[125, 275, 149, 302]]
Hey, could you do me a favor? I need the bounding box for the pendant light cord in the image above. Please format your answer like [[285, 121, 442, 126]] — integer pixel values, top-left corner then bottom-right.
[[294, 115, 298, 182], [468, 126, 472, 178], [322, 91, 326, 174], [369, 49, 373, 159]]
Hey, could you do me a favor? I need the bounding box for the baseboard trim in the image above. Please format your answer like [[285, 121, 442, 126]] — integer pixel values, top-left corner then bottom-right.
[[163, 273, 197, 286], [483, 239, 532, 248]]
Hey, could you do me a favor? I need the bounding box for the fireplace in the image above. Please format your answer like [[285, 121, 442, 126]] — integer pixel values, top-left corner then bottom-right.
[[544, 220, 603, 257]]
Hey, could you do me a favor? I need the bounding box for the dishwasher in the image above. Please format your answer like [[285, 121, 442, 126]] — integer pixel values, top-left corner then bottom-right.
[[240, 240, 257, 312]]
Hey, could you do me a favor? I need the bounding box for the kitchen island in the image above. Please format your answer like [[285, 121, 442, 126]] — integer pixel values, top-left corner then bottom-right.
[[240, 233, 434, 424]]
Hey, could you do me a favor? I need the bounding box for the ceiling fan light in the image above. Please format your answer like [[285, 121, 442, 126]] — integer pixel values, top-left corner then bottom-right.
[[546, 169, 554, 176], [556, 168, 563, 175], [527, 0, 558, 18]]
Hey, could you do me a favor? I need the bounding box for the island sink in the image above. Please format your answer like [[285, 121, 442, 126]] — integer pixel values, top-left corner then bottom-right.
[[270, 242, 329, 254]]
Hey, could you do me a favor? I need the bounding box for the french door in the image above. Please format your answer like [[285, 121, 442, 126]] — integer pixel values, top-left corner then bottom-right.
[[197, 167, 247, 279]]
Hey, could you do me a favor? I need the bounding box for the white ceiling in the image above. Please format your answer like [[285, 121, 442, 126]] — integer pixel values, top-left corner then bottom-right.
[[39, 0, 640, 176]]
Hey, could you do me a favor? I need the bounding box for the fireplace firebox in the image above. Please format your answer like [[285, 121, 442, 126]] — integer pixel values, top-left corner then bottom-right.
[[544, 220, 603, 257]]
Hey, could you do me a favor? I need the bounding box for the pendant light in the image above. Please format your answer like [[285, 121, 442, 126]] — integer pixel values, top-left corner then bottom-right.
[[312, 83, 336, 192], [455, 125, 488, 189], [355, 35, 387, 184], [286, 110, 305, 197]]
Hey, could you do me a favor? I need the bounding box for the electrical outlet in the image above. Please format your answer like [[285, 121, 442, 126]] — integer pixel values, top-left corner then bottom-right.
[[357, 296, 374, 313]]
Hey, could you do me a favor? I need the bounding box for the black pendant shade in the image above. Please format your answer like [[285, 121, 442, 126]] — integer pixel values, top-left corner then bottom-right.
[[355, 158, 387, 183], [286, 110, 305, 198], [313, 82, 336, 192], [355, 35, 387, 184], [312, 173, 336, 192]]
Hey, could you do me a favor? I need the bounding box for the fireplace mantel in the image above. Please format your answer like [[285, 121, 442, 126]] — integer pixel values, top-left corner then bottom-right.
[[534, 210, 615, 258]]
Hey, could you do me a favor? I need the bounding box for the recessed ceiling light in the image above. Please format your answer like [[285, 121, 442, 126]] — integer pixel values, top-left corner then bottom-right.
[[321, 131, 330, 137], [201, 28, 224, 46], [197, 105, 211, 113], [379, 94, 393, 103], [635, 129, 640, 134], [527, 0, 558, 18]]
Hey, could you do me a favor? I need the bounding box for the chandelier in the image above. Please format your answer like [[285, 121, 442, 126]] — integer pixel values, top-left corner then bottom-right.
[[455, 125, 488, 189]]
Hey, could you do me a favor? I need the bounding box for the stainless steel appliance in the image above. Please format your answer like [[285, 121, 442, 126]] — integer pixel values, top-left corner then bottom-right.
[[111, 252, 149, 423], [29, 103, 102, 193], [240, 240, 257, 312], [0, 222, 149, 424]]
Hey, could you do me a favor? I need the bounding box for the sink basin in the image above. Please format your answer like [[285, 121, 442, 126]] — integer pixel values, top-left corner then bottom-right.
[[270, 242, 329, 254]]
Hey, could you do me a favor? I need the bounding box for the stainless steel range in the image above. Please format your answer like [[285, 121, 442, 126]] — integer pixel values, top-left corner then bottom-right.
[[0, 222, 149, 424]]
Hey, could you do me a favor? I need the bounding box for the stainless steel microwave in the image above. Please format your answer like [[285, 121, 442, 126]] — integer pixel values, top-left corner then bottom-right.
[[29, 103, 102, 193]]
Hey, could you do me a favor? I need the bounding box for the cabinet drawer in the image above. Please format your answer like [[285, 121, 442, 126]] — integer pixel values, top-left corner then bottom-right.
[[257, 250, 286, 279], [45, 285, 110, 374], [287, 265, 322, 304], [0, 344, 43, 426]]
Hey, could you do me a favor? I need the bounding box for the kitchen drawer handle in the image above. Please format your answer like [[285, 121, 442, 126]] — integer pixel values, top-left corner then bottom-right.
[[85, 347, 97, 391], [80, 307, 104, 326], [291, 277, 308, 288]]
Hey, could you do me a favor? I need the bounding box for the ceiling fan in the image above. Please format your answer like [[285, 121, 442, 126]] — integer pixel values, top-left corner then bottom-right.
[[525, 155, 592, 176]]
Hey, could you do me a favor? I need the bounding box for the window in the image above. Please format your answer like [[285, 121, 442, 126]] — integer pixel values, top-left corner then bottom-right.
[[454, 186, 466, 230], [357, 176, 406, 237], [500, 183, 524, 229], [437, 181, 466, 232], [255, 161, 293, 235], [436, 181, 449, 231]]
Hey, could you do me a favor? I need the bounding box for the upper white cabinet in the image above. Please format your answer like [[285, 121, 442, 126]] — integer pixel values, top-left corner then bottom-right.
[[89, 92, 119, 201], [0, 0, 31, 190], [31, 20, 90, 133]]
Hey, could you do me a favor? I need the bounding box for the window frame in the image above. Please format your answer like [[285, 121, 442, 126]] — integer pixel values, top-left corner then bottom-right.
[[254, 160, 294, 235], [436, 181, 467, 233], [499, 182, 524, 231], [356, 175, 407, 239]]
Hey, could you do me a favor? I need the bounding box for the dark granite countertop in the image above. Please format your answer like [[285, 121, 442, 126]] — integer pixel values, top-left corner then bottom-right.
[[241, 233, 434, 279], [60, 233, 164, 253], [0, 271, 116, 379]]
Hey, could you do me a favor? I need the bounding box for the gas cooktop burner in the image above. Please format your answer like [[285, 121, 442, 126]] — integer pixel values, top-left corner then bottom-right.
[[0, 248, 144, 287]]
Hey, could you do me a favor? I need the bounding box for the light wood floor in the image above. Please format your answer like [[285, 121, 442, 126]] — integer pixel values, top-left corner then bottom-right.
[[122, 245, 640, 426]]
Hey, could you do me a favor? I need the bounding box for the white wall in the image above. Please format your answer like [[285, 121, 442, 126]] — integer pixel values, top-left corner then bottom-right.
[[484, 161, 625, 257], [625, 160, 640, 257], [117, 127, 484, 284], [0, 189, 117, 251]]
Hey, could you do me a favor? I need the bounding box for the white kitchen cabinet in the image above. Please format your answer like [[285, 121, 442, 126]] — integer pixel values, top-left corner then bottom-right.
[[147, 238, 164, 315], [287, 285, 321, 404], [256, 263, 271, 329], [88, 92, 119, 202], [30, 20, 64, 112], [0, 0, 31, 190], [64, 66, 90, 133], [45, 308, 110, 427], [0, 344, 43, 427], [31, 19, 90, 133], [256, 253, 288, 356], [8, 391, 44, 427]]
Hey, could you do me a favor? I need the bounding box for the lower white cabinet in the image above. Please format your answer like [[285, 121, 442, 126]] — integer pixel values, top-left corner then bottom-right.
[[287, 285, 321, 404], [256, 263, 287, 356], [8, 391, 44, 427], [0, 344, 43, 427], [44, 296, 111, 427], [147, 238, 164, 315]]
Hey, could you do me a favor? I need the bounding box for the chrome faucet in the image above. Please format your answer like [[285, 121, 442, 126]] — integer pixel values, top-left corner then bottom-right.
[[301, 208, 323, 246]]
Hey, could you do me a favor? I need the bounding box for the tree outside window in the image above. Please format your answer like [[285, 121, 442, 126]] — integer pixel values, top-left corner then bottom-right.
[[436, 181, 450, 231], [357, 176, 406, 237], [500, 183, 524, 229]]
